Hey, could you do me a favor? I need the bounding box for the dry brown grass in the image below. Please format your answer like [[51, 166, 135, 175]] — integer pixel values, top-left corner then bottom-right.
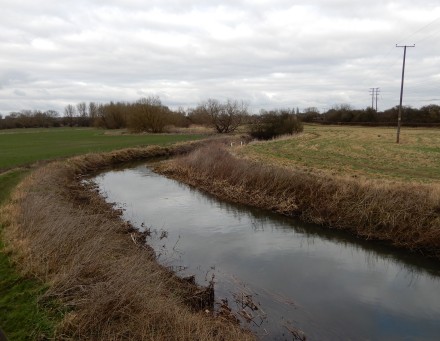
[[164, 124, 216, 135], [157, 144, 440, 257], [1, 141, 254, 340]]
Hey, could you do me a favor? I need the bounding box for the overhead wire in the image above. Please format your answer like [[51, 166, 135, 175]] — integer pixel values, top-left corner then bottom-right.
[[396, 16, 440, 45], [372, 15, 440, 106]]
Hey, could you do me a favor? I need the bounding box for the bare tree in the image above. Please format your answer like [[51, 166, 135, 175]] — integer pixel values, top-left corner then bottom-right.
[[88, 102, 98, 118], [64, 104, 76, 127], [76, 102, 87, 117], [198, 99, 247, 133], [76, 102, 89, 126], [88, 102, 98, 126]]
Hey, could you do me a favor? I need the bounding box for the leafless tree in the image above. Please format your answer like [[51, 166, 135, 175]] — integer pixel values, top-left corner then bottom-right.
[[76, 102, 87, 117], [64, 104, 76, 127], [198, 99, 247, 133], [88, 102, 98, 126], [76, 102, 89, 126]]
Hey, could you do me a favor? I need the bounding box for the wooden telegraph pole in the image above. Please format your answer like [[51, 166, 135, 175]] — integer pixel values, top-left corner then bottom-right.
[[396, 44, 415, 144]]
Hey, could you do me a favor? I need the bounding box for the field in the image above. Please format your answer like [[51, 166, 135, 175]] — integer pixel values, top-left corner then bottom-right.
[[0, 127, 203, 171], [239, 125, 440, 183]]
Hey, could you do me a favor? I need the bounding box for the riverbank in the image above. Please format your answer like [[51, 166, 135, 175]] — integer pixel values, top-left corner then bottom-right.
[[156, 143, 440, 257], [0, 141, 253, 340]]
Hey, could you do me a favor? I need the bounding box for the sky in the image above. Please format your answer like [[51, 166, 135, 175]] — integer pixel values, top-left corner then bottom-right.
[[1, 0, 440, 115]]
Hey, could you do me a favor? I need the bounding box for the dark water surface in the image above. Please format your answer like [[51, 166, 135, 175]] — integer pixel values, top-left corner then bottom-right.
[[94, 165, 440, 340]]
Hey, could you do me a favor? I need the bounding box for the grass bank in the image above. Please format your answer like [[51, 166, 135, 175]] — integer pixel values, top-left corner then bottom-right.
[[0, 127, 203, 171], [156, 143, 440, 257], [239, 125, 440, 183], [1, 140, 253, 340], [1, 169, 63, 340]]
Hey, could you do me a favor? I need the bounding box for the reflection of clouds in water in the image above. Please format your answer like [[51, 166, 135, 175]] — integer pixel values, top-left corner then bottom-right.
[[93, 163, 440, 340]]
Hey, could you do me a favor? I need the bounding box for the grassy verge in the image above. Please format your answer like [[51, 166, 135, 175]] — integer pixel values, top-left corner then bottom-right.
[[1, 140, 253, 340], [238, 125, 440, 183], [156, 143, 440, 257], [0, 243, 62, 340], [0, 170, 28, 204], [1, 170, 62, 340]]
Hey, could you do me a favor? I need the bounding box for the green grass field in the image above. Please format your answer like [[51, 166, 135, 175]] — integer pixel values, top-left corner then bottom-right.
[[0, 128, 203, 171], [0, 128, 203, 340], [240, 125, 440, 183]]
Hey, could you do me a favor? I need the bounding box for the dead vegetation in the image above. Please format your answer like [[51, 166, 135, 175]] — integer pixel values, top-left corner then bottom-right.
[[1, 141, 254, 340], [156, 144, 440, 257]]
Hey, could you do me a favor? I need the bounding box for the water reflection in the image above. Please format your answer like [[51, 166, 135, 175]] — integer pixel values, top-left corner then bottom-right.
[[94, 164, 440, 341]]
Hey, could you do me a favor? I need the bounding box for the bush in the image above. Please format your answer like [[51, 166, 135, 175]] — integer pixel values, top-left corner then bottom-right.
[[127, 97, 171, 133], [250, 109, 303, 140]]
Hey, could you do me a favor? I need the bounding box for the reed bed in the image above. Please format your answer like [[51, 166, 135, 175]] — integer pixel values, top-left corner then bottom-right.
[[1, 141, 253, 340], [157, 144, 440, 257]]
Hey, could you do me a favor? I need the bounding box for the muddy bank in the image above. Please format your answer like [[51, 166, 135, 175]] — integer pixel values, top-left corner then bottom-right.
[[1, 140, 253, 340], [155, 144, 440, 258]]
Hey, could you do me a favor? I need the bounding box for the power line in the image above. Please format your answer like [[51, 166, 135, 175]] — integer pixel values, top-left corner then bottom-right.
[[368, 16, 440, 77], [398, 16, 440, 45]]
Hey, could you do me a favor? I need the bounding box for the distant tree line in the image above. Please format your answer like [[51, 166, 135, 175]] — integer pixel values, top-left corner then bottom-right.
[[0, 110, 62, 129], [0, 97, 188, 132], [298, 104, 440, 126], [0, 98, 249, 133], [2, 98, 440, 133]]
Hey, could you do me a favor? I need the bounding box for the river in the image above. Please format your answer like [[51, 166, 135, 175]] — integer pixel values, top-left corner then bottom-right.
[[93, 164, 440, 340]]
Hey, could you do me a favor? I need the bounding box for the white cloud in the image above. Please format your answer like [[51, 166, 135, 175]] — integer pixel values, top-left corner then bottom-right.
[[1, 0, 440, 113]]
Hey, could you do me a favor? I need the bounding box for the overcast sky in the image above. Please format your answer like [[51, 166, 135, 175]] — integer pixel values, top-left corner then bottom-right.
[[1, 0, 439, 114]]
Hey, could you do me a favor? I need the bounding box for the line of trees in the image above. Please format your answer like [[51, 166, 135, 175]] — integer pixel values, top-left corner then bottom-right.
[[0, 110, 62, 129], [0, 98, 253, 133], [298, 104, 440, 125], [2, 98, 440, 132], [0, 98, 187, 132]]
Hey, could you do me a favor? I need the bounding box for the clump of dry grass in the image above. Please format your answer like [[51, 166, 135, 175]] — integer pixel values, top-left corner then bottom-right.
[[1, 141, 254, 340], [157, 144, 440, 256], [164, 124, 216, 135]]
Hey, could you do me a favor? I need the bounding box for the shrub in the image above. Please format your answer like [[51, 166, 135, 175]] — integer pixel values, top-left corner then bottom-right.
[[250, 109, 303, 140]]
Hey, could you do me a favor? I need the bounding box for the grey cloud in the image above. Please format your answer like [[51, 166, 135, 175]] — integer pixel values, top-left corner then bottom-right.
[[13, 89, 27, 97], [1, 0, 439, 113]]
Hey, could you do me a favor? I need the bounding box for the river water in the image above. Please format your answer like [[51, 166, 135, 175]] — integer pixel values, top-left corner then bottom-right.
[[94, 164, 440, 340]]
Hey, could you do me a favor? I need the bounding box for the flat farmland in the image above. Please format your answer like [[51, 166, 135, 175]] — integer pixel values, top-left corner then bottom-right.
[[0, 128, 203, 171], [240, 125, 440, 183]]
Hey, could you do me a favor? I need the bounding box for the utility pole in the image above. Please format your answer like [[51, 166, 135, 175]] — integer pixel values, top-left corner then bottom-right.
[[369, 88, 375, 109], [396, 44, 415, 144], [369, 87, 380, 111], [375, 88, 380, 112]]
